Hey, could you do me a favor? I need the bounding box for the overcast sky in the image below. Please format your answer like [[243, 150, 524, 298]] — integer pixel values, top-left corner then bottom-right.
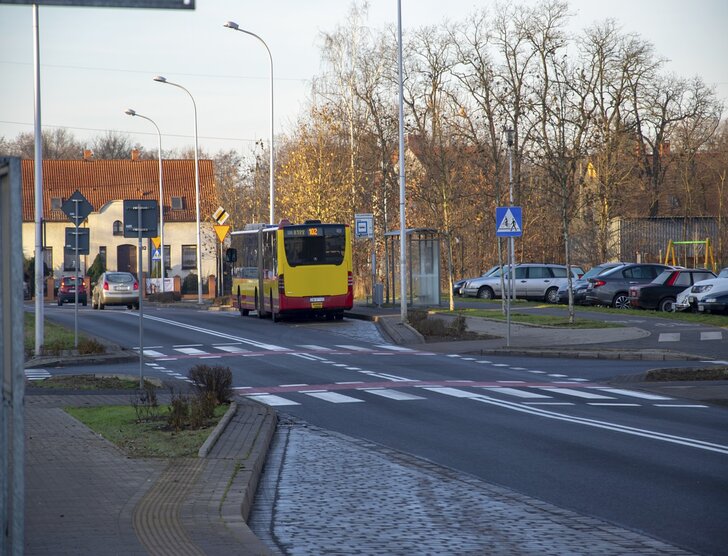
[[1, 0, 726, 157]]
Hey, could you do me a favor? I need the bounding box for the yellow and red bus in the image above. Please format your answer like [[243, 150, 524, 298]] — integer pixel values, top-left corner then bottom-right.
[[227, 220, 353, 321]]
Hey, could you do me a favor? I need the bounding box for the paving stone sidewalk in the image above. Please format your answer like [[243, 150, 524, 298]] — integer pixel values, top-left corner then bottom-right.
[[250, 420, 694, 556], [24, 393, 275, 556]]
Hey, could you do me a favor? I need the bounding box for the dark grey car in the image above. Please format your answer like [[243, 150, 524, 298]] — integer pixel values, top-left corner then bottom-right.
[[584, 263, 674, 309], [557, 262, 626, 304]]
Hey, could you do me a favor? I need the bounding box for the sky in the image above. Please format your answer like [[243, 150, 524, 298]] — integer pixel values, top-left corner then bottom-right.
[[1, 0, 726, 158]]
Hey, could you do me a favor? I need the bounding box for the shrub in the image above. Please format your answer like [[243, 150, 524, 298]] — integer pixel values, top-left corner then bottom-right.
[[131, 383, 160, 422], [181, 273, 209, 295], [189, 391, 217, 427], [449, 314, 467, 336], [167, 391, 190, 431], [148, 291, 181, 303], [77, 337, 106, 355], [188, 364, 233, 404]]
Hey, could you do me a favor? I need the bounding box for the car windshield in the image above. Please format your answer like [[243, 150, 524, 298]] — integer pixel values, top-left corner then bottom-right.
[[718, 268, 728, 279], [62, 277, 81, 284], [106, 273, 134, 283]]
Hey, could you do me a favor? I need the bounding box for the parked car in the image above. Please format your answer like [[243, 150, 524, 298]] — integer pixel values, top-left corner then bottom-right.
[[557, 262, 626, 304], [92, 271, 139, 310], [674, 270, 728, 312], [453, 265, 501, 296], [697, 291, 728, 314], [462, 263, 581, 303], [584, 263, 674, 309], [57, 275, 87, 306], [628, 268, 716, 312]]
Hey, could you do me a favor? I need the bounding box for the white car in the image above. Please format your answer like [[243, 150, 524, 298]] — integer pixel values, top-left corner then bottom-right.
[[461, 263, 582, 303], [674, 268, 728, 312]]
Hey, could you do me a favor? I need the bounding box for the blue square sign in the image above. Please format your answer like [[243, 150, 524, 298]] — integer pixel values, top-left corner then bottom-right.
[[495, 206, 522, 237]]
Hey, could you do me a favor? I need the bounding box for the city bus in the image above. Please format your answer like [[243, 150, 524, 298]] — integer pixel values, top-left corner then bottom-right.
[[227, 220, 353, 321]]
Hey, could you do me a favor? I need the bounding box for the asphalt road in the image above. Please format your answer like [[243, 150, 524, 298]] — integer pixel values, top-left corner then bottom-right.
[[37, 303, 728, 555]]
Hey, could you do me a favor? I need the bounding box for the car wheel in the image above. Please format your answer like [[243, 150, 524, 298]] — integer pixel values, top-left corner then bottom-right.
[[545, 287, 559, 304], [134, 303, 140, 310], [477, 286, 494, 300], [99, 302, 105, 310], [82, 299, 87, 306], [612, 293, 630, 309], [658, 297, 676, 312]]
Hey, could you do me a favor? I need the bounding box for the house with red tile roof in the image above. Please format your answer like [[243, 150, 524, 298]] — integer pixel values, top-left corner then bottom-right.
[[21, 151, 218, 286]]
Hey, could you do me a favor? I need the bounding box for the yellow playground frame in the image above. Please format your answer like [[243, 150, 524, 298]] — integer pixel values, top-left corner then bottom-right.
[[663, 238, 716, 272]]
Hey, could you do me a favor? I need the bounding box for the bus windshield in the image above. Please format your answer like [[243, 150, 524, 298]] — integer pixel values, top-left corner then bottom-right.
[[283, 225, 346, 267]]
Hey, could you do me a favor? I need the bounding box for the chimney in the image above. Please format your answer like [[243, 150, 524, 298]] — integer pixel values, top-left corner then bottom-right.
[[131, 149, 140, 161], [83, 149, 93, 161]]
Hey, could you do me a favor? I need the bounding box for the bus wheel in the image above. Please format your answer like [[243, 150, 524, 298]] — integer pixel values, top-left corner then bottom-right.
[[270, 292, 278, 323]]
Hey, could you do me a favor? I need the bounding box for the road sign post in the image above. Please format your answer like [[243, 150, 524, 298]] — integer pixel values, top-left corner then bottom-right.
[[213, 224, 230, 297], [61, 190, 94, 349], [496, 206, 523, 347], [124, 200, 158, 389], [355, 214, 377, 305]]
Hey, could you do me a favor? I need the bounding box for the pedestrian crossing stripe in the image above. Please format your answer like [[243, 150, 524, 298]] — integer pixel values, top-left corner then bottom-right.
[[25, 369, 51, 381]]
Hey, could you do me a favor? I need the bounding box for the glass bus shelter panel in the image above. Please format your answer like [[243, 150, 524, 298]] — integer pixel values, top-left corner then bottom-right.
[[383, 228, 441, 307]]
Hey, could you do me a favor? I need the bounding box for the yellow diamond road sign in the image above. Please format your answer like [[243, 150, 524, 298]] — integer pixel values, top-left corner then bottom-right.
[[214, 225, 231, 243], [212, 206, 230, 225]]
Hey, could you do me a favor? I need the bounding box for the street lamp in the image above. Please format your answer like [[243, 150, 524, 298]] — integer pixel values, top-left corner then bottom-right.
[[505, 127, 515, 346], [153, 75, 202, 304], [223, 20, 275, 224], [125, 108, 165, 293]]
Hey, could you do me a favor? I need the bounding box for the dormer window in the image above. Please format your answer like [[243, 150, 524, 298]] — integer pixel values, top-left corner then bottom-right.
[[51, 197, 63, 210], [171, 196, 185, 210]]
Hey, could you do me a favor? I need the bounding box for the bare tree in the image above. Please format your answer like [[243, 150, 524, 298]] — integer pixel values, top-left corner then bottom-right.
[[90, 130, 135, 159]]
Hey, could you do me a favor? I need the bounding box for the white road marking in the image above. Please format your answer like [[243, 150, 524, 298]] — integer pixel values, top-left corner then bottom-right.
[[247, 394, 301, 406], [174, 347, 207, 355], [654, 404, 709, 408], [588, 403, 641, 407], [25, 369, 51, 380], [374, 345, 415, 352], [359, 388, 425, 401], [658, 333, 680, 342], [335, 345, 371, 351], [298, 345, 333, 351], [481, 387, 551, 399], [591, 387, 672, 400], [537, 387, 614, 400], [422, 387, 482, 398], [141, 349, 166, 358], [701, 331, 723, 341], [173, 343, 203, 347], [215, 345, 250, 353], [304, 391, 364, 403], [548, 374, 568, 378]]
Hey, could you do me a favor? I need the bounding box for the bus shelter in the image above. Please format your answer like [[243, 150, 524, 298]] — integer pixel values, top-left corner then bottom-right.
[[384, 228, 441, 307]]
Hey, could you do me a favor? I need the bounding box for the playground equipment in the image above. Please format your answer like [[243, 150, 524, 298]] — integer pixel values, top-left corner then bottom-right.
[[663, 238, 716, 272]]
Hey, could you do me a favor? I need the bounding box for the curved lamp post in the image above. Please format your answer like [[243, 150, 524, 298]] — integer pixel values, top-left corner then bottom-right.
[[153, 75, 202, 303], [223, 20, 275, 224], [125, 108, 165, 293]]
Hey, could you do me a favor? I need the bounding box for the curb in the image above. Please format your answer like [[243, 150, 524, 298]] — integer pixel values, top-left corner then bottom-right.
[[198, 400, 238, 458]]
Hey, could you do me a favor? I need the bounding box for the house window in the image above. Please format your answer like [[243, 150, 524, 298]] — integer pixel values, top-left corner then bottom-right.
[[99, 246, 107, 263], [164, 244, 171, 270], [181, 245, 197, 269], [171, 196, 185, 210], [113, 220, 123, 236], [51, 197, 63, 211]]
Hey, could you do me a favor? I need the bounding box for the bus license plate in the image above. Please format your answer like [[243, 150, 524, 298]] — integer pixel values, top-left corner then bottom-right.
[[310, 297, 324, 302]]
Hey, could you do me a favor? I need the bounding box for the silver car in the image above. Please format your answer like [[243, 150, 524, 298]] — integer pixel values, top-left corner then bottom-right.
[[462, 263, 580, 303], [92, 271, 139, 310]]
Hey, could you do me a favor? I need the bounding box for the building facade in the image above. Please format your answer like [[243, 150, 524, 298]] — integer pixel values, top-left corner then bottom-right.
[[20, 154, 218, 285]]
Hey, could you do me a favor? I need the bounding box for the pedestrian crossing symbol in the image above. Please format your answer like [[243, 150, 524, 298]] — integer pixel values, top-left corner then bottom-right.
[[495, 206, 522, 237]]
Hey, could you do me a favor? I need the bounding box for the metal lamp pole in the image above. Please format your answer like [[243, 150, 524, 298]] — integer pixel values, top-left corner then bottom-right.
[[397, 0, 407, 323], [153, 76, 202, 304], [125, 109, 165, 293], [224, 21, 275, 225], [505, 128, 515, 347]]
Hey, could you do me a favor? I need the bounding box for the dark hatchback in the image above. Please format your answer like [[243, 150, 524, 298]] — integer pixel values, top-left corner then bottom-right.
[[57, 275, 87, 306], [584, 263, 674, 309], [628, 268, 716, 312]]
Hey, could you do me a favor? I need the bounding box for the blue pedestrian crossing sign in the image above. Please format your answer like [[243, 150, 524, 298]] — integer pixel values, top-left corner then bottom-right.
[[152, 248, 162, 261], [495, 206, 522, 237]]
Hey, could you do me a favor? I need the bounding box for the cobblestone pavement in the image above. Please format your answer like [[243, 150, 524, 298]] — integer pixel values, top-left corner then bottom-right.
[[250, 419, 693, 556]]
